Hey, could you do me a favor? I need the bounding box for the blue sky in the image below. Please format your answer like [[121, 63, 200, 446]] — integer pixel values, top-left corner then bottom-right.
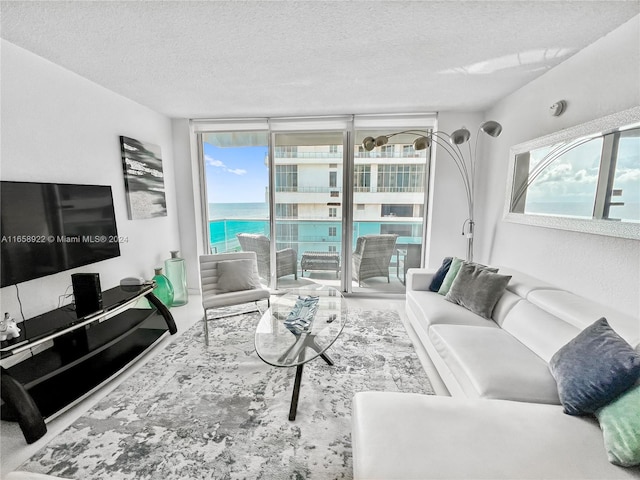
[[204, 143, 268, 203], [204, 134, 639, 220]]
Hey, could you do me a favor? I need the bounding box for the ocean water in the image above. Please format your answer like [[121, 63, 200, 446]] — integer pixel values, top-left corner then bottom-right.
[[207, 202, 423, 255], [525, 202, 640, 222], [208, 203, 268, 253], [209, 203, 268, 220]]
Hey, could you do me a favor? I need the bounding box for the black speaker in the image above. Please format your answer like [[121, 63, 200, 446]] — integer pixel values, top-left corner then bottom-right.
[[71, 273, 102, 318]]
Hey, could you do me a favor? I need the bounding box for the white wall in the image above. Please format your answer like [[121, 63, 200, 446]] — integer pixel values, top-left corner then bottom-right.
[[171, 118, 203, 291], [478, 16, 640, 317], [0, 40, 180, 319], [426, 112, 485, 268]]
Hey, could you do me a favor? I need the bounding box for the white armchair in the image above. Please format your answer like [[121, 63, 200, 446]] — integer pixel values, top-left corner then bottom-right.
[[199, 251, 270, 345]]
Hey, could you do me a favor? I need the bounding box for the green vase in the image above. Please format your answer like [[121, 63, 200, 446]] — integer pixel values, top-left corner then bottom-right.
[[164, 251, 188, 306], [152, 267, 174, 307]]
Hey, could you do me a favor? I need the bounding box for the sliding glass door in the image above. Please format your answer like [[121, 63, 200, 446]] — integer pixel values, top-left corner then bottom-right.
[[351, 117, 429, 293], [350, 130, 427, 292], [272, 131, 346, 290], [197, 115, 432, 294]]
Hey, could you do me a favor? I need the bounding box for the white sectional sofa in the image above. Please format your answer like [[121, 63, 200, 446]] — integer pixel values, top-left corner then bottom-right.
[[352, 266, 640, 479]]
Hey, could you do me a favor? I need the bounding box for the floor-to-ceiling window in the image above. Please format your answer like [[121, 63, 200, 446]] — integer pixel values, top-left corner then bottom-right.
[[196, 114, 433, 294], [200, 129, 269, 253], [271, 128, 347, 290], [351, 115, 430, 292]]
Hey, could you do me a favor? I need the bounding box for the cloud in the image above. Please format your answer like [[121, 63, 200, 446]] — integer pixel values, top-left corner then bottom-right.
[[205, 155, 225, 168], [527, 161, 600, 202], [205, 155, 246, 176], [614, 169, 640, 201], [536, 163, 572, 183], [616, 168, 640, 183]]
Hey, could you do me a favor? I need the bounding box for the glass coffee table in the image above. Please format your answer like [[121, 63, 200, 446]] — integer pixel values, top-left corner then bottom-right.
[[255, 284, 348, 420]]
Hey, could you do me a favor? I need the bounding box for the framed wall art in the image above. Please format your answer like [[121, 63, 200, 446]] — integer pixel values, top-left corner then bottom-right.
[[119, 136, 167, 220]]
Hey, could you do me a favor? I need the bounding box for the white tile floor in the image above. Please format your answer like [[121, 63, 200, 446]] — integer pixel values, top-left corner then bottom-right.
[[0, 292, 406, 478]]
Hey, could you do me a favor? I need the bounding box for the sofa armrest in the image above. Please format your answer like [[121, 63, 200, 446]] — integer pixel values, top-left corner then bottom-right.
[[406, 268, 436, 291]]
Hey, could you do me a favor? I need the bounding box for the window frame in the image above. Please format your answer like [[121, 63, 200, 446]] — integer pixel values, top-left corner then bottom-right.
[[504, 106, 640, 240], [194, 113, 435, 292], [381, 204, 414, 217], [329, 171, 338, 188], [275, 164, 298, 192], [377, 164, 425, 193]]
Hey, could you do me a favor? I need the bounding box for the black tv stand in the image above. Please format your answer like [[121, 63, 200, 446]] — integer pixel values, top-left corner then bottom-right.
[[0, 283, 176, 444]]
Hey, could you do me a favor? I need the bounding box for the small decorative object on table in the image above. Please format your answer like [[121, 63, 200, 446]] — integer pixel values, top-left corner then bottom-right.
[[152, 267, 174, 307], [284, 296, 319, 334], [164, 250, 188, 306]]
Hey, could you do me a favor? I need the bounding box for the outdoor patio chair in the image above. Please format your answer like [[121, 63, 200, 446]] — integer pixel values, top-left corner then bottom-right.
[[352, 234, 398, 286], [236, 233, 297, 281], [199, 251, 270, 346]]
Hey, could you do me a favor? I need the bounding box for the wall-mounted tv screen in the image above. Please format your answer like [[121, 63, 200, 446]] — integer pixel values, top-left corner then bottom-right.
[[1, 181, 121, 287]]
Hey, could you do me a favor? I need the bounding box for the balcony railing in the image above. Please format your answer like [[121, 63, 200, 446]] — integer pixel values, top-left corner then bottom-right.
[[355, 151, 425, 159], [275, 186, 424, 193], [354, 186, 424, 193], [274, 151, 343, 159], [275, 186, 342, 193], [270, 151, 425, 159], [209, 218, 422, 259]]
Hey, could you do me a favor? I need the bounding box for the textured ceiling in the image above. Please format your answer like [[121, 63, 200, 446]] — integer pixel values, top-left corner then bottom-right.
[[1, 1, 638, 119]]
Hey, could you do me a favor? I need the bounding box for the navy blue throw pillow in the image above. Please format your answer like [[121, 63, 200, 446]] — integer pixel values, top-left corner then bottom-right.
[[549, 317, 640, 416], [429, 257, 453, 292]]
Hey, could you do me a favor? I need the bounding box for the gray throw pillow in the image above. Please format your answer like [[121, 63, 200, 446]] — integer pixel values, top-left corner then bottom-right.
[[217, 259, 258, 293], [429, 257, 453, 292], [445, 262, 511, 319], [550, 317, 640, 416]]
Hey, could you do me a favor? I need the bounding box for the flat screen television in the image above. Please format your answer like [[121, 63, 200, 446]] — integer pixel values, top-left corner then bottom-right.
[[1, 181, 121, 287]]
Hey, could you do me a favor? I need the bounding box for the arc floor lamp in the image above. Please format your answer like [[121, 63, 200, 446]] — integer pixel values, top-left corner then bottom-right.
[[362, 121, 502, 262]]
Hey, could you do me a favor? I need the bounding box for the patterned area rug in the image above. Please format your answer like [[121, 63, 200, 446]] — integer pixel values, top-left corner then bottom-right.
[[19, 308, 433, 479]]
